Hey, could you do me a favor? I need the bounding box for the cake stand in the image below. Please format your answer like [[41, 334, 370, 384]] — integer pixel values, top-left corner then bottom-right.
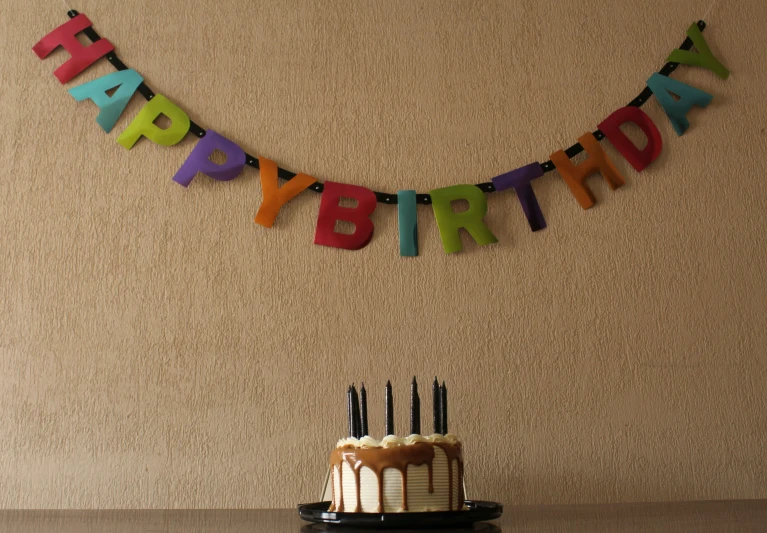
[[297, 500, 503, 529]]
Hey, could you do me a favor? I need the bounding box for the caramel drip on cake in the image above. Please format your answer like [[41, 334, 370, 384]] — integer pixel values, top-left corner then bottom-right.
[[330, 468, 336, 511], [434, 442, 463, 511], [377, 469, 385, 512], [329, 440, 463, 512], [401, 469, 408, 511]]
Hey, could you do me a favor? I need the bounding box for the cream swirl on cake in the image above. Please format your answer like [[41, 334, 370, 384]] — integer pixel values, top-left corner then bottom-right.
[[328, 433, 464, 513], [335, 433, 460, 448]]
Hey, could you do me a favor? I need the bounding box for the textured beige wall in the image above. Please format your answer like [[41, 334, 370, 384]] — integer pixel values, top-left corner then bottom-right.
[[1, 0, 766, 509]]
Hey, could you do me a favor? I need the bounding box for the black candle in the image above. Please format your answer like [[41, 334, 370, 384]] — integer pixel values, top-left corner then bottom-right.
[[410, 376, 420, 435], [360, 382, 368, 437], [347, 385, 353, 438], [385, 380, 394, 436], [351, 384, 361, 439], [440, 381, 448, 435], [415, 394, 421, 435], [433, 376, 441, 435]]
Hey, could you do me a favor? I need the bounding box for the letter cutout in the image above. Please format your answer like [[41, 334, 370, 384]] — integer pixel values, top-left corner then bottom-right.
[[429, 185, 498, 254], [32, 14, 114, 84], [68, 69, 144, 132], [598, 107, 663, 172], [667, 23, 729, 79], [117, 94, 191, 149], [172, 129, 246, 187], [314, 182, 377, 250], [550, 133, 626, 210], [397, 190, 418, 257], [255, 158, 316, 228], [491, 162, 547, 232], [646, 73, 713, 136]]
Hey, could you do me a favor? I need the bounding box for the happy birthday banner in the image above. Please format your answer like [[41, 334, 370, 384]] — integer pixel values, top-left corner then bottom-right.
[[33, 12, 729, 256]]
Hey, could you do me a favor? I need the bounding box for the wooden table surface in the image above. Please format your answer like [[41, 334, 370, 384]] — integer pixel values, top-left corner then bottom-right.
[[2, 500, 765, 532]]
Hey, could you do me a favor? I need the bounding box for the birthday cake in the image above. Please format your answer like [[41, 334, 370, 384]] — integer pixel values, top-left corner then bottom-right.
[[327, 377, 466, 513]]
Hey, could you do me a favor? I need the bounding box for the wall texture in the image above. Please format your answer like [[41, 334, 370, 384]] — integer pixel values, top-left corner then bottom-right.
[[2, 0, 766, 509]]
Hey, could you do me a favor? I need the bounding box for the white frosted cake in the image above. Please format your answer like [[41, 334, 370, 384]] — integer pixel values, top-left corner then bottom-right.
[[328, 433, 464, 513]]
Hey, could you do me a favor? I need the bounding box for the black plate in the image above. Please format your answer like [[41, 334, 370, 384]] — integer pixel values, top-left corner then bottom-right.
[[297, 500, 503, 529]]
